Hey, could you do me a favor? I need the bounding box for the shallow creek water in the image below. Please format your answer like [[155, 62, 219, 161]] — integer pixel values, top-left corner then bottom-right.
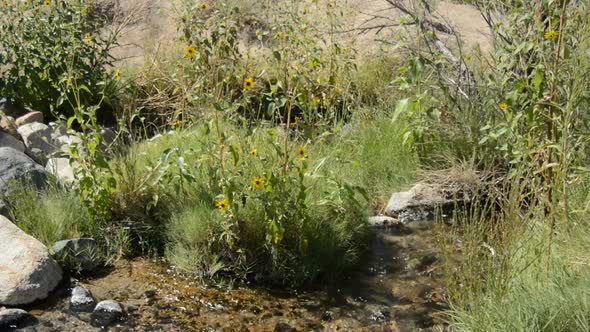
[[10, 220, 448, 332]]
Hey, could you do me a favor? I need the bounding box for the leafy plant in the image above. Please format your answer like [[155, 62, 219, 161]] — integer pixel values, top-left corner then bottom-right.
[[0, 0, 117, 121]]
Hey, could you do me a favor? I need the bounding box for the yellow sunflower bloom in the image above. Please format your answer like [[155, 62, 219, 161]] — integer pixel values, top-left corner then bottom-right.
[[185, 46, 196, 58], [215, 199, 229, 211], [297, 146, 306, 159], [243, 78, 254, 90], [200, 2, 208, 10], [44, 0, 50, 5], [500, 102, 508, 111], [85, 33, 91, 44], [250, 148, 257, 158], [252, 177, 264, 189], [114, 68, 121, 81], [545, 30, 559, 41]]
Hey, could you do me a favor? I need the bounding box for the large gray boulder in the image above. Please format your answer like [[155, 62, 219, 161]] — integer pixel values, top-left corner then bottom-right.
[[0, 131, 25, 152], [0, 215, 63, 305], [0, 147, 46, 213]]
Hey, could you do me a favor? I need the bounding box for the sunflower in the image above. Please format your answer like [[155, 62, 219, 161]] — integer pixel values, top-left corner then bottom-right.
[[243, 78, 254, 90], [185, 46, 196, 58], [215, 199, 229, 211], [44, 0, 50, 5], [85, 33, 91, 44], [252, 177, 264, 189], [114, 68, 121, 81], [297, 146, 306, 159], [250, 148, 257, 158], [200, 2, 208, 10], [500, 102, 508, 111], [544, 30, 559, 41]]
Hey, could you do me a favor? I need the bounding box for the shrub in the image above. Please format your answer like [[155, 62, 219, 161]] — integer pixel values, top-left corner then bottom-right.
[[0, 0, 117, 122]]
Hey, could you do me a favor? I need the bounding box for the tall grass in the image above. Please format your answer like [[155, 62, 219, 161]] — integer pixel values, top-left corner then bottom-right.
[[6, 183, 98, 246]]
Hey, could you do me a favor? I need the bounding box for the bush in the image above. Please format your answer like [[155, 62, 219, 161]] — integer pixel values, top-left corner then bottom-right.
[[0, 0, 117, 122]]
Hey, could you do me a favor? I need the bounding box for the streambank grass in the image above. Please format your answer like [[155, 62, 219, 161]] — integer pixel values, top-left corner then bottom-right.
[[441, 175, 590, 332], [6, 182, 98, 247]]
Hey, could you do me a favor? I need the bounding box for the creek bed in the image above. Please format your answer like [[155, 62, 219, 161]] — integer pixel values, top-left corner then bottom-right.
[[10, 220, 448, 332]]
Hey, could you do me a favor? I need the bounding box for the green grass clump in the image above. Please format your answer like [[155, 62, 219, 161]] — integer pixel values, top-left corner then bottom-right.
[[6, 184, 98, 247]]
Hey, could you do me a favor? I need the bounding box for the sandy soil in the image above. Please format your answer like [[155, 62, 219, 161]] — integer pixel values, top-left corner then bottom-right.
[[111, 0, 491, 67]]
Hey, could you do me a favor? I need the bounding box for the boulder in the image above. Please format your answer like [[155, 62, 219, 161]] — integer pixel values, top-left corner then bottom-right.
[[0, 147, 47, 214], [91, 300, 124, 327], [0, 308, 30, 327], [70, 286, 96, 312], [45, 157, 76, 184], [0, 215, 62, 305], [17, 122, 53, 161], [15, 111, 44, 127], [0, 115, 18, 138], [384, 183, 472, 223], [52, 238, 101, 273], [0, 130, 25, 152]]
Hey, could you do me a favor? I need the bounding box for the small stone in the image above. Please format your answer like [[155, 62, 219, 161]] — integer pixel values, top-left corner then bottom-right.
[[70, 286, 95, 312], [143, 289, 157, 298], [52, 238, 101, 273], [320, 310, 333, 322], [0, 308, 29, 327], [126, 305, 139, 313], [91, 300, 124, 327], [368, 216, 401, 228], [370, 309, 389, 322], [273, 322, 296, 332], [15, 111, 44, 127]]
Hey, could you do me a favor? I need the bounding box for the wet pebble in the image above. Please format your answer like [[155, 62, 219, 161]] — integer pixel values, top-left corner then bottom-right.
[[370, 309, 390, 322], [320, 310, 333, 322], [92, 300, 124, 327], [273, 322, 296, 332], [0, 308, 29, 327], [70, 286, 96, 312]]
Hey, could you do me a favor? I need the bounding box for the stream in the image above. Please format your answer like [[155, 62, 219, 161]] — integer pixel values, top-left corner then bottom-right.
[[7, 220, 448, 332]]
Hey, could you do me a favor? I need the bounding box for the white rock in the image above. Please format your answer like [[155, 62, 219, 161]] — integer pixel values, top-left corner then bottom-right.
[[45, 157, 75, 184], [0, 215, 62, 305], [92, 300, 124, 327]]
